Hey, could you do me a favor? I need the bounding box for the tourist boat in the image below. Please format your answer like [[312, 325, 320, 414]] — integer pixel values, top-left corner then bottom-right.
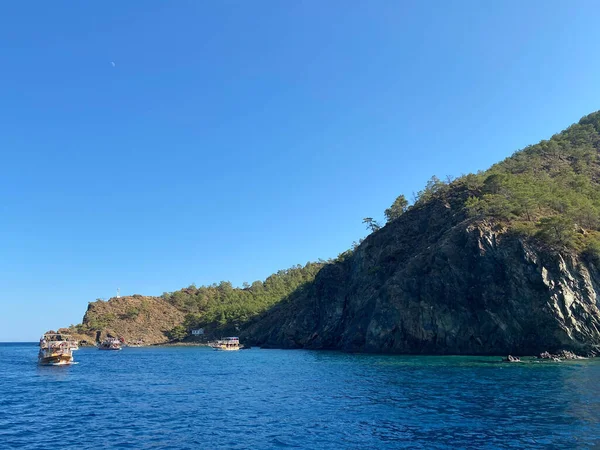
[[127, 339, 144, 347], [98, 337, 123, 351], [38, 333, 75, 366], [210, 337, 240, 351]]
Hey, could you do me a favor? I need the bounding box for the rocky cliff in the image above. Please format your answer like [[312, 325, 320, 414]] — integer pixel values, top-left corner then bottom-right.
[[60, 112, 600, 355], [240, 112, 600, 355], [242, 198, 600, 355]]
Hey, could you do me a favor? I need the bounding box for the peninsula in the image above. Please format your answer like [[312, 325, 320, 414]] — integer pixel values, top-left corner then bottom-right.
[[61, 112, 600, 356]]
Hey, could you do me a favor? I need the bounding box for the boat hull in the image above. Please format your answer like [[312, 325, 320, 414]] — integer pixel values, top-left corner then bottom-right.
[[38, 354, 74, 366]]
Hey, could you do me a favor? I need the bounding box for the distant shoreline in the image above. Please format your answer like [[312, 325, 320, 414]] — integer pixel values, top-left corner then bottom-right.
[[2, 342, 595, 360], [157, 342, 211, 347]]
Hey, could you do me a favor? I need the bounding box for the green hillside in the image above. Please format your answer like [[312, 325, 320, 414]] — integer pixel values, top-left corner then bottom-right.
[[381, 111, 600, 259], [161, 262, 323, 339]]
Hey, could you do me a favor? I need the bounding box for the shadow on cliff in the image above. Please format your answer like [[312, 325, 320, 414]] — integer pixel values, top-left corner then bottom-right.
[[241, 193, 600, 357]]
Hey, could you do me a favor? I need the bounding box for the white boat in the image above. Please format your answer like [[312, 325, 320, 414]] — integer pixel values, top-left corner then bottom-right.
[[127, 339, 145, 347], [210, 337, 240, 351], [98, 337, 123, 351], [38, 333, 75, 366]]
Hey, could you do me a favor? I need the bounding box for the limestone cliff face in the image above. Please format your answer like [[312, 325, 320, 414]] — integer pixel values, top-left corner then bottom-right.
[[67, 295, 185, 345], [241, 199, 600, 355]]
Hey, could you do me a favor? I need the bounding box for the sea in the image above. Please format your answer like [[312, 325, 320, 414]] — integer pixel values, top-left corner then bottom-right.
[[1, 343, 599, 449]]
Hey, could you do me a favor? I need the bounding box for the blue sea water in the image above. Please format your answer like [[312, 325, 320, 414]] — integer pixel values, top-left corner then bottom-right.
[[1, 344, 599, 449]]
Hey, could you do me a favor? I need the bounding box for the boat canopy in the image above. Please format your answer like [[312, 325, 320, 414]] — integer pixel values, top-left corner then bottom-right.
[[41, 333, 72, 341]]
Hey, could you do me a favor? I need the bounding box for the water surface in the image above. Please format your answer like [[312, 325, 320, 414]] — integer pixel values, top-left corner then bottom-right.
[[1, 343, 599, 449]]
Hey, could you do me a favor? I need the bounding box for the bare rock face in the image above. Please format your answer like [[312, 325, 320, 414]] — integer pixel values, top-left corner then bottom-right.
[[242, 199, 600, 355], [539, 350, 588, 360], [71, 295, 185, 345]]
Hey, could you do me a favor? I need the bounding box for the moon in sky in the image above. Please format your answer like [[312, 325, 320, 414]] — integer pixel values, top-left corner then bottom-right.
[[110, 61, 116, 67]]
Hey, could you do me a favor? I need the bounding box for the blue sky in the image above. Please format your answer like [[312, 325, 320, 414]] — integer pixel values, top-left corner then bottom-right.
[[1, 2, 600, 341]]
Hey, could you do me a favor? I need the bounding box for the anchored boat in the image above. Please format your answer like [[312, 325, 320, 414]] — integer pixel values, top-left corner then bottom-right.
[[38, 333, 75, 366], [210, 337, 240, 351], [98, 337, 123, 351]]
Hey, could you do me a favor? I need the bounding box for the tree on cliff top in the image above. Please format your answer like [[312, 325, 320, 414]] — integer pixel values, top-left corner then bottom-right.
[[363, 217, 381, 233], [384, 195, 409, 222]]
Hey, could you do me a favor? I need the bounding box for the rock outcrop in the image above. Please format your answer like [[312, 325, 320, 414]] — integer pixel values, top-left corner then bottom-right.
[[66, 295, 185, 345], [241, 198, 600, 355], [538, 350, 588, 360]]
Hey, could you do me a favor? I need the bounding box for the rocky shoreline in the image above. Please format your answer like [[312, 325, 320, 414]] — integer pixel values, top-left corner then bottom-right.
[[503, 350, 593, 363], [66, 330, 598, 360]]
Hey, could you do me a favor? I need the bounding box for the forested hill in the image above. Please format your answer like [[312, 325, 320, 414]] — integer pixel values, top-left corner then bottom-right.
[[62, 262, 323, 345], [465, 111, 600, 255], [161, 262, 323, 339], [242, 111, 600, 355], [63, 112, 600, 354], [369, 110, 600, 259]]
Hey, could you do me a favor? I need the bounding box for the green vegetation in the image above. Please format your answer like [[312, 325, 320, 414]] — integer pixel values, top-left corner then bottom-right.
[[120, 306, 140, 320], [413, 175, 448, 206], [162, 262, 323, 338], [384, 195, 409, 222], [462, 112, 600, 254], [362, 217, 381, 232], [363, 112, 600, 260], [85, 313, 116, 330], [166, 325, 187, 342], [383, 111, 600, 259]]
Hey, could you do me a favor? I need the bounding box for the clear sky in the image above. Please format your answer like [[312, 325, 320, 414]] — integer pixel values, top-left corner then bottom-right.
[[1, 2, 600, 341]]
